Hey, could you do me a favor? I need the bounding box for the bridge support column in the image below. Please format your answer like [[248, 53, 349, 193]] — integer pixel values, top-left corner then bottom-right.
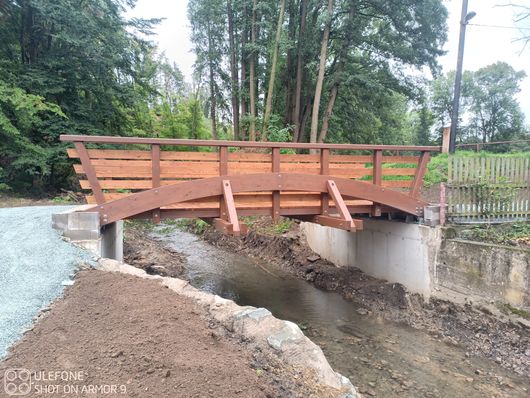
[[52, 207, 123, 261]]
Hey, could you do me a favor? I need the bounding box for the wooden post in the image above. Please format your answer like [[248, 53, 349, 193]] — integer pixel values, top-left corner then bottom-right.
[[151, 144, 161, 223], [442, 126, 450, 154], [410, 151, 431, 199], [372, 150, 382, 216], [320, 149, 330, 215], [272, 147, 281, 220], [222, 180, 241, 236], [74, 142, 105, 205], [219, 146, 228, 219], [440, 182, 446, 226]]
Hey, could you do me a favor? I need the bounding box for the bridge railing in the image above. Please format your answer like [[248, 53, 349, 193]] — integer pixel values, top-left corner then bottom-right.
[[61, 135, 439, 226]]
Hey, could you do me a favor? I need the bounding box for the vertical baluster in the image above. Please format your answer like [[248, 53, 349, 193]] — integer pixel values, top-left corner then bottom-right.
[[219, 146, 228, 219], [272, 147, 281, 220], [372, 150, 382, 216], [151, 144, 161, 223], [320, 149, 330, 215]]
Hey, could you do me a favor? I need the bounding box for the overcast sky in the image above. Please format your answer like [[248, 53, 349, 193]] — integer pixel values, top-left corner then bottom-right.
[[128, 0, 530, 121]]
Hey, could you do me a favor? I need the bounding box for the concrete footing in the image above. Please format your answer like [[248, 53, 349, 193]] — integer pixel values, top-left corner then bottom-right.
[[52, 207, 123, 261]]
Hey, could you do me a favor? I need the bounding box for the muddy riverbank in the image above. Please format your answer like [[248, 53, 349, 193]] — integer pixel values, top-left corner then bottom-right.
[[124, 221, 530, 397]]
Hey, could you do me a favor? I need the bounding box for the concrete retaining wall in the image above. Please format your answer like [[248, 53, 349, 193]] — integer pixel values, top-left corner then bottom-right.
[[437, 239, 530, 309], [301, 220, 442, 295]]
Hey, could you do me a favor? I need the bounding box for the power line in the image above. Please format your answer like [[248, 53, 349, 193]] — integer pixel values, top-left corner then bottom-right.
[[468, 23, 530, 31]]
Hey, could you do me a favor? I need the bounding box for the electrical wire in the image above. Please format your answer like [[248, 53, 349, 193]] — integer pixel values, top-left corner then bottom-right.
[[467, 23, 530, 31]]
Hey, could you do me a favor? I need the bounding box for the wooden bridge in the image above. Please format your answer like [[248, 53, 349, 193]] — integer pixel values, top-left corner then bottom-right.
[[61, 135, 439, 235]]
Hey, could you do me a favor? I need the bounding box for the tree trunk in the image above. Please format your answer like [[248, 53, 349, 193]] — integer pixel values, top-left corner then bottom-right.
[[292, 0, 308, 143], [262, 0, 286, 138], [299, 100, 312, 142], [249, 0, 258, 141], [284, 0, 297, 127], [227, 0, 240, 140], [309, 0, 333, 149], [240, 2, 248, 140], [318, 83, 337, 142], [207, 19, 217, 139], [318, 7, 355, 143]]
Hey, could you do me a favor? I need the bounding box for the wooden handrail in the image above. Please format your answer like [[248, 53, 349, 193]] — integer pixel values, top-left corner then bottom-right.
[[60, 135, 441, 152]]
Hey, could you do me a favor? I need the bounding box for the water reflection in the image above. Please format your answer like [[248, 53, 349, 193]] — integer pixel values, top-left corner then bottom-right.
[[152, 228, 529, 398]]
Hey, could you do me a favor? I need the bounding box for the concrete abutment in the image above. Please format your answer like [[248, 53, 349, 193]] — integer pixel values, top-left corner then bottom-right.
[[52, 207, 123, 261]]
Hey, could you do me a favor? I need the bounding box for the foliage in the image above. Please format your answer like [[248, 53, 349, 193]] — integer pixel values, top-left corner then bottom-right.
[[465, 222, 530, 247], [188, 0, 449, 144], [0, 0, 215, 194], [423, 151, 530, 187], [429, 62, 528, 148]]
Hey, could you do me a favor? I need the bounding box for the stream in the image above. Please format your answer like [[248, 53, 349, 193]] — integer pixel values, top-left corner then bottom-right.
[[152, 228, 529, 398]]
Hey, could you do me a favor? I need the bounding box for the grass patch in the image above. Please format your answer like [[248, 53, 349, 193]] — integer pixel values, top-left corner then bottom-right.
[[423, 151, 530, 188], [498, 303, 530, 320], [242, 216, 295, 235]]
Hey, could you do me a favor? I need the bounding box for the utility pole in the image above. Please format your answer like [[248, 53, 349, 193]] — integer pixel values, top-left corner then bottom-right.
[[449, 0, 476, 153]]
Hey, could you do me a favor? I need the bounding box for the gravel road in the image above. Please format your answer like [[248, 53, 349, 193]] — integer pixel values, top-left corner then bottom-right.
[[0, 206, 93, 358]]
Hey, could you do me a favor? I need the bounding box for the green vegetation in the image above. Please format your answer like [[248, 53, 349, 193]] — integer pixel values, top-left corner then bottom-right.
[[463, 222, 530, 247], [174, 219, 210, 235], [0, 0, 528, 198], [243, 216, 295, 235], [423, 151, 530, 187], [498, 303, 530, 320]]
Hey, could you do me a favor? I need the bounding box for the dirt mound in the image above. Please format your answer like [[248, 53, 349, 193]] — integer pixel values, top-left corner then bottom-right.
[[0, 270, 320, 398]]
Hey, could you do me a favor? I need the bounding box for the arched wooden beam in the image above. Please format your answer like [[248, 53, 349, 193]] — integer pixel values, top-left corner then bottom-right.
[[86, 173, 428, 226]]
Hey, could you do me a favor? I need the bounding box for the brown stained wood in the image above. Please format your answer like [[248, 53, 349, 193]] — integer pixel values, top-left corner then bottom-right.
[[222, 180, 240, 236], [74, 142, 105, 205], [131, 204, 391, 221], [320, 149, 330, 215], [151, 144, 161, 223], [61, 134, 441, 152], [219, 147, 229, 176], [74, 163, 403, 179], [78, 177, 414, 190], [372, 150, 383, 216], [67, 148, 419, 165], [213, 218, 248, 235], [312, 215, 361, 231], [86, 173, 426, 226], [409, 151, 431, 198], [272, 148, 281, 220], [326, 180, 355, 230]]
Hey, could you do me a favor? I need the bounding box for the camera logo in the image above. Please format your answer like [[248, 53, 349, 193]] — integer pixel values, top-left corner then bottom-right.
[[3, 368, 32, 396]]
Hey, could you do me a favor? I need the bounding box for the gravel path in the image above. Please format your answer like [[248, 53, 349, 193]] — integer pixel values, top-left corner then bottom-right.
[[0, 206, 93, 358]]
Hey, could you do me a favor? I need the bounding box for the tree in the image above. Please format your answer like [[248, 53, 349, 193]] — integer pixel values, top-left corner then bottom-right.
[[0, 0, 163, 192], [467, 62, 526, 143], [310, 0, 333, 146], [262, 0, 286, 136], [188, 0, 227, 140], [429, 62, 527, 146]]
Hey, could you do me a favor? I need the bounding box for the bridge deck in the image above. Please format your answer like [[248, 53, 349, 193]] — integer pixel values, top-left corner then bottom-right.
[[61, 135, 439, 235]]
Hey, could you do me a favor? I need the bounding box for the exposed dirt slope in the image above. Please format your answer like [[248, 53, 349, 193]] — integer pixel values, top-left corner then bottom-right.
[[0, 270, 323, 398]]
